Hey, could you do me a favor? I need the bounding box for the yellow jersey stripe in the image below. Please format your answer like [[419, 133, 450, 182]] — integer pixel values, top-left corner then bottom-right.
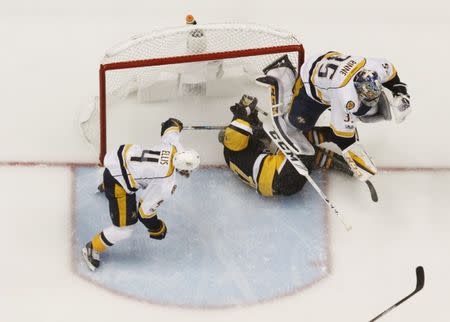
[[387, 64, 397, 81], [123, 144, 137, 189], [311, 51, 340, 87], [139, 207, 156, 219], [330, 124, 355, 138], [316, 89, 330, 105], [163, 126, 181, 136], [114, 184, 128, 227], [257, 153, 286, 197], [339, 59, 366, 88], [166, 145, 177, 177]]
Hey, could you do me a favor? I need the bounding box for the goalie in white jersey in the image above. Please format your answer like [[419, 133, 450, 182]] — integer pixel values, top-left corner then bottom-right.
[[258, 52, 411, 182], [82, 118, 200, 271]]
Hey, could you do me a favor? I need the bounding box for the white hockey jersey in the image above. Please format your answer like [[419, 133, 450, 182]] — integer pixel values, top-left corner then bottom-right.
[[300, 51, 397, 137], [103, 128, 183, 216]]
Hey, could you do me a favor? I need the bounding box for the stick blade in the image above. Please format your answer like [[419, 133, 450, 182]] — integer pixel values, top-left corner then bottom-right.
[[365, 180, 378, 202], [415, 266, 425, 291]]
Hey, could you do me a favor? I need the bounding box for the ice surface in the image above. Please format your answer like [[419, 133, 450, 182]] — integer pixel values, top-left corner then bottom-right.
[[2, 2, 450, 321], [74, 167, 328, 306]]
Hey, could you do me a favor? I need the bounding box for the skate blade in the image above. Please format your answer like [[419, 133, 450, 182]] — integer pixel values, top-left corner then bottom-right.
[[81, 247, 97, 272]]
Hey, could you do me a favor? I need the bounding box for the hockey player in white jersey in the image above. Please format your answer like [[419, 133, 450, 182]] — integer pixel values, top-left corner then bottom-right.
[[82, 118, 200, 271], [258, 53, 411, 182]]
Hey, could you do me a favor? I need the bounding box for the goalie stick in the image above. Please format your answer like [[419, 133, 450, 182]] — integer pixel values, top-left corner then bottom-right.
[[369, 266, 425, 321], [256, 105, 352, 231]]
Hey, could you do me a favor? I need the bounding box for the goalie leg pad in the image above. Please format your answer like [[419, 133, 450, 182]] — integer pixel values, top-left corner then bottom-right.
[[262, 54, 296, 76], [257, 59, 296, 114], [342, 142, 377, 181]]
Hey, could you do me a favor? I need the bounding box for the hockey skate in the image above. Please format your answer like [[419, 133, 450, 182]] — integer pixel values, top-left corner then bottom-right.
[[82, 242, 100, 271], [262, 54, 296, 75]]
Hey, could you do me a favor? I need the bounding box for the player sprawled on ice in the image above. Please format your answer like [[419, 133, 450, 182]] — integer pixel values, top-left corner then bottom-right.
[[257, 53, 411, 183], [219, 95, 353, 197], [82, 118, 200, 271]]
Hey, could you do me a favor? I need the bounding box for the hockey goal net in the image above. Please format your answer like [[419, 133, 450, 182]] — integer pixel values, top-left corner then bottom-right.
[[80, 22, 304, 164]]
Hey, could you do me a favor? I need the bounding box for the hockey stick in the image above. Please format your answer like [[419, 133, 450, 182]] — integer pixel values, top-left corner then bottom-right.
[[365, 180, 378, 202], [184, 125, 226, 130], [369, 266, 425, 321], [257, 106, 352, 231]]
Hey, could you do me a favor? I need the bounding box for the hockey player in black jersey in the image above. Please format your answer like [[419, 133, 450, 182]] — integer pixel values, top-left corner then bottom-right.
[[219, 95, 353, 197]]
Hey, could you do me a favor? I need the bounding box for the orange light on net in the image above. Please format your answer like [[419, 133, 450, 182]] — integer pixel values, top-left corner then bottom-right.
[[185, 15, 195, 24]]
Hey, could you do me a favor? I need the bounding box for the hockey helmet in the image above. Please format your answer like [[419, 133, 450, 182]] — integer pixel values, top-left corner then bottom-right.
[[173, 149, 200, 171], [354, 69, 382, 103]]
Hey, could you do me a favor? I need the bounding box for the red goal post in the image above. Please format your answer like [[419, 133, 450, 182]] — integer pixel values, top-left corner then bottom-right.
[[83, 23, 304, 164]]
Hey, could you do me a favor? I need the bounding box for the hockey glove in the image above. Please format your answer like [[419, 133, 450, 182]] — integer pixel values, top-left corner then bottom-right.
[[161, 118, 184, 136], [230, 95, 258, 120], [389, 82, 411, 123], [392, 93, 411, 123], [148, 219, 167, 240]]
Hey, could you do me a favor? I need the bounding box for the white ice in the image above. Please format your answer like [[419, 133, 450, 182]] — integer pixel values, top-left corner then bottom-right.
[[1, 1, 450, 321]]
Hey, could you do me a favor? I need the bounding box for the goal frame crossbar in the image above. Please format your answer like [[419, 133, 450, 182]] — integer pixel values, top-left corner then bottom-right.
[[98, 44, 304, 164]]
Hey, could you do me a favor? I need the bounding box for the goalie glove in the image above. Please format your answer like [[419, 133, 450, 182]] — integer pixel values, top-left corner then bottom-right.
[[230, 95, 258, 118], [230, 95, 261, 126], [391, 82, 411, 123], [342, 142, 377, 182], [392, 93, 411, 123]]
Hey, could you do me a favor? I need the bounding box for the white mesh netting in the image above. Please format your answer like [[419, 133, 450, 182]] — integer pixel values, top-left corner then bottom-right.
[[80, 22, 303, 162]]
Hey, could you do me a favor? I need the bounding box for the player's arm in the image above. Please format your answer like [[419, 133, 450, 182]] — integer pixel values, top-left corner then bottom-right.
[[377, 60, 411, 122], [137, 183, 173, 240], [160, 117, 184, 148], [137, 200, 167, 240], [222, 95, 263, 153]]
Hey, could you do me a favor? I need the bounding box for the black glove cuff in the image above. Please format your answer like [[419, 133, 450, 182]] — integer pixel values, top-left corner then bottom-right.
[[392, 83, 408, 96]]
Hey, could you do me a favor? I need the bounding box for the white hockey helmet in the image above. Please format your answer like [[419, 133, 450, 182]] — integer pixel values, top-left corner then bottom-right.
[[173, 149, 200, 171]]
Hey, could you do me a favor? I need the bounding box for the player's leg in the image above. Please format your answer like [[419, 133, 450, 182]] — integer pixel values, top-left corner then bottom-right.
[[272, 161, 308, 196], [311, 147, 354, 177], [82, 169, 138, 271], [287, 86, 329, 132], [257, 55, 296, 114], [305, 126, 357, 151]]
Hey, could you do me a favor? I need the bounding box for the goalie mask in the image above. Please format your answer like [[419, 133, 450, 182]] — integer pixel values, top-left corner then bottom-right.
[[354, 70, 382, 106], [173, 149, 200, 172]]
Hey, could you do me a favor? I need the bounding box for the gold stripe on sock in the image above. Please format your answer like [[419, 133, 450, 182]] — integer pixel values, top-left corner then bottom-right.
[[92, 233, 107, 253]]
